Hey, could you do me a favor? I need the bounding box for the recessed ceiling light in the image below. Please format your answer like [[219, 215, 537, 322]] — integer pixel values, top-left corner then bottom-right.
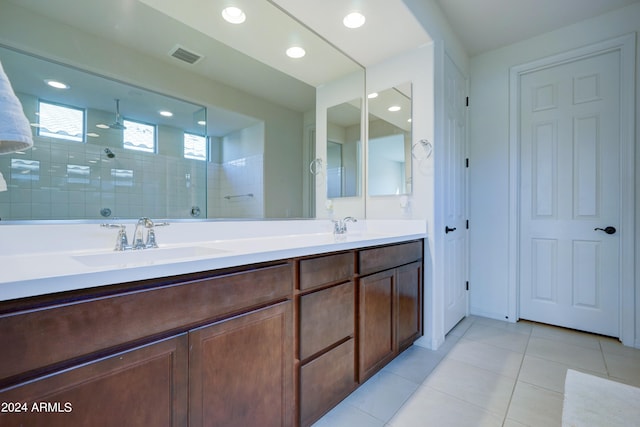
[[87, 132, 100, 138], [368, 92, 378, 99], [388, 106, 401, 112], [286, 46, 306, 59], [159, 110, 173, 117], [343, 12, 365, 29], [96, 124, 109, 129], [45, 79, 69, 89], [222, 7, 246, 24], [198, 120, 206, 126]]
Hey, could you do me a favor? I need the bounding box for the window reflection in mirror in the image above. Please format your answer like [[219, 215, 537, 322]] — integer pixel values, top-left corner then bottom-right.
[[326, 98, 361, 198], [367, 83, 412, 196]]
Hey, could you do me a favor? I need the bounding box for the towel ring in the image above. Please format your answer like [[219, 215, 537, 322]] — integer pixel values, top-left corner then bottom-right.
[[309, 158, 323, 175], [412, 139, 432, 160]]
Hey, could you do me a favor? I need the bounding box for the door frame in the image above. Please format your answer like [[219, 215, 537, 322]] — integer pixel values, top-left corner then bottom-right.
[[507, 34, 636, 345]]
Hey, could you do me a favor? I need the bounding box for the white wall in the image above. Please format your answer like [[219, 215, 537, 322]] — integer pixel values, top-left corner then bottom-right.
[[400, 0, 469, 349], [468, 4, 640, 346]]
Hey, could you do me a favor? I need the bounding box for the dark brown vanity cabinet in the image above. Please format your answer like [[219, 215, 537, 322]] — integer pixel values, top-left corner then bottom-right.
[[358, 241, 423, 382], [0, 262, 294, 427], [297, 252, 357, 427], [296, 241, 424, 425], [0, 238, 423, 427]]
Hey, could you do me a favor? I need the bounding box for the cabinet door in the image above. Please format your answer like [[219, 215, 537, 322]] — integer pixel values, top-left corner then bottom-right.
[[189, 301, 293, 427], [396, 261, 423, 351], [358, 270, 395, 382], [0, 334, 188, 427]]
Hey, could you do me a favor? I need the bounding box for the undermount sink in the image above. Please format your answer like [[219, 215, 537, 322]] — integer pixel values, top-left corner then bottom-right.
[[72, 246, 229, 267]]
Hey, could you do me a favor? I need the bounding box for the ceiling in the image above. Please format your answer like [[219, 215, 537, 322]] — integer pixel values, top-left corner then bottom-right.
[[433, 0, 640, 56], [271, 0, 431, 67]]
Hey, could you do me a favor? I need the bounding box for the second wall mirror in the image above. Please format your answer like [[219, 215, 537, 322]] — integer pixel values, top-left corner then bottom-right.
[[326, 98, 362, 198], [367, 83, 412, 196]]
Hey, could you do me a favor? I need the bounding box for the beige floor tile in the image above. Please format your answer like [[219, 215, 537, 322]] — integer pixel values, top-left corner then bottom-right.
[[531, 323, 601, 350], [463, 322, 530, 353], [447, 316, 476, 337], [506, 381, 563, 427], [526, 336, 607, 374], [382, 345, 443, 384], [388, 386, 503, 427], [446, 338, 524, 378], [503, 419, 529, 427], [518, 355, 605, 393], [518, 355, 569, 393], [423, 358, 516, 417], [473, 317, 533, 335], [600, 338, 640, 360], [311, 403, 385, 427], [604, 352, 640, 387], [342, 371, 418, 422]]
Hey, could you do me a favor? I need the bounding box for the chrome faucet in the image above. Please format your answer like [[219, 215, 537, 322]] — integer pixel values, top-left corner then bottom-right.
[[333, 216, 357, 235], [132, 217, 169, 249], [101, 217, 169, 251]]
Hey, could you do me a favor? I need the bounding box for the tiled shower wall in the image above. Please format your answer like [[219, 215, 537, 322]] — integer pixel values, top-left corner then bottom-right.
[[207, 154, 264, 218], [0, 140, 265, 220], [0, 137, 208, 220]]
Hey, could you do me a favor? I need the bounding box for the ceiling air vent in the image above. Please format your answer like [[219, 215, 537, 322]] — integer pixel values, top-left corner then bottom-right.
[[169, 45, 203, 65]]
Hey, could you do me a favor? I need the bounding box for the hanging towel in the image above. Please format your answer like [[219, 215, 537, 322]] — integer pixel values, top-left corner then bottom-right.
[[0, 60, 33, 154]]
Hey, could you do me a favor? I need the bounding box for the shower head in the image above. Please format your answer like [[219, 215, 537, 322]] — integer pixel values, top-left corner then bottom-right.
[[104, 148, 115, 158]]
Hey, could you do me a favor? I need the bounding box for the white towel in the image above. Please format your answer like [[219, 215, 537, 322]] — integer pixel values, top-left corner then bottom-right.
[[0, 60, 33, 154], [563, 369, 640, 426]]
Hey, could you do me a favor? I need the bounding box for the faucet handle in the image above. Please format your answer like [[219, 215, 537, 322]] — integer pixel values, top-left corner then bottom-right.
[[145, 229, 159, 248], [101, 224, 130, 251], [144, 220, 169, 248]]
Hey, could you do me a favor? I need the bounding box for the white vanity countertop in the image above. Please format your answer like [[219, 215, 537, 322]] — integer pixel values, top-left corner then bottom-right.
[[0, 219, 427, 301]]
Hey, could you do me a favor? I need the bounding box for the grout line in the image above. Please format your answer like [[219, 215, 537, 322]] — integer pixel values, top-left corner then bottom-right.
[[500, 321, 532, 426], [598, 339, 611, 378]]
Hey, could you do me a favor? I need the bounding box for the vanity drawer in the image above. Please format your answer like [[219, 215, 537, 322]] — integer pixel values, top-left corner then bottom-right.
[[299, 281, 354, 360], [358, 240, 423, 276], [300, 338, 356, 426], [299, 252, 354, 291], [0, 262, 292, 384]]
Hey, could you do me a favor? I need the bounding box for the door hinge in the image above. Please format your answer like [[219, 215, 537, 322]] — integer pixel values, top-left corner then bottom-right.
[[465, 158, 469, 168], [466, 281, 469, 291], [466, 220, 469, 229], [466, 97, 469, 107]]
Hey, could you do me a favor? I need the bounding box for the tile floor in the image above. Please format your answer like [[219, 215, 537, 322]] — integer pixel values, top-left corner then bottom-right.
[[312, 315, 640, 427]]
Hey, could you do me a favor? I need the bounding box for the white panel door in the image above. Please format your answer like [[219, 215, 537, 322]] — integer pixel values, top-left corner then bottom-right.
[[443, 54, 468, 333], [519, 50, 621, 337]]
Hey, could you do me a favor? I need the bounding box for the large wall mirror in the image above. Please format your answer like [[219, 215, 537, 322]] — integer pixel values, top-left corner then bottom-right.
[[0, 0, 363, 221], [367, 83, 413, 196], [326, 99, 361, 199]]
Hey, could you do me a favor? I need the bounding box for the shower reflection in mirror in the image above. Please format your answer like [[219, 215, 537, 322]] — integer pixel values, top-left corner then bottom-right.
[[326, 98, 362, 198], [0, 45, 268, 220], [368, 83, 412, 196]]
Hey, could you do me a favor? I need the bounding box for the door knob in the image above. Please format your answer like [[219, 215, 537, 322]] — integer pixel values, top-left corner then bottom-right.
[[445, 226, 457, 234], [594, 226, 616, 235]]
